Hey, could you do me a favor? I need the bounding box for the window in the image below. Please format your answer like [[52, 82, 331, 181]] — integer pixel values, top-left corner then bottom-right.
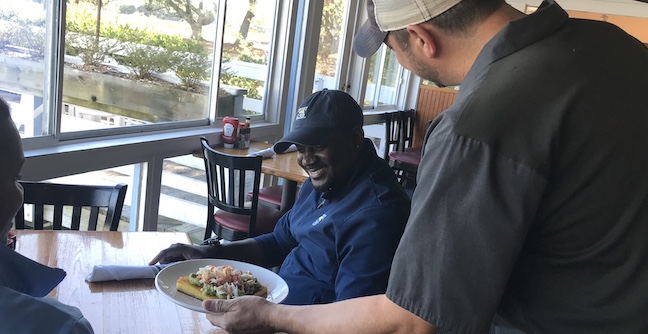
[[220, 0, 278, 117], [363, 45, 403, 109], [61, 0, 224, 135], [3, 0, 281, 140], [313, 0, 347, 92]]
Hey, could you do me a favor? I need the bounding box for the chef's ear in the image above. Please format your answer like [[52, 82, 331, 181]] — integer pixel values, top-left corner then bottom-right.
[[407, 24, 437, 59]]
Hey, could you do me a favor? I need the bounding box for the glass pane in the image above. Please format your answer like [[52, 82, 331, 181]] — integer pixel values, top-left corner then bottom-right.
[[313, 0, 347, 92], [220, 0, 278, 117], [159, 155, 206, 244], [61, 0, 219, 133], [0, 1, 48, 138], [378, 47, 400, 104], [364, 46, 401, 108]]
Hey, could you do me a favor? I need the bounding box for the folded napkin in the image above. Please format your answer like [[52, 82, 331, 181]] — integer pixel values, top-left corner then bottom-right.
[[247, 144, 297, 159], [85, 264, 170, 283], [247, 147, 276, 158]]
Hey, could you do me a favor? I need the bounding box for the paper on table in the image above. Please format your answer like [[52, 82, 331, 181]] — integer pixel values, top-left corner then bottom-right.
[[85, 264, 170, 283], [247, 147, 276, 158], [247, 144, 297, 159]]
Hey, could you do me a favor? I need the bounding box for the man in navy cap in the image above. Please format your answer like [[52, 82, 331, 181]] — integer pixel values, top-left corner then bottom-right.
[[151, 89, 410, 305]]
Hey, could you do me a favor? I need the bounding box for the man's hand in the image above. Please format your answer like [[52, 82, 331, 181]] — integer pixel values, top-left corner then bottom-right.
[[203, 296, 277, 334], [148, 243, 216, 265]]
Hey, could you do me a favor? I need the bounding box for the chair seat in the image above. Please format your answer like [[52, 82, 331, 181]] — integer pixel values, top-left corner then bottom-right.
[[389, 148, 422, 166], [404, 146, 422, 155], [249, 185, 283, 208], [213, 204, 284, 235]]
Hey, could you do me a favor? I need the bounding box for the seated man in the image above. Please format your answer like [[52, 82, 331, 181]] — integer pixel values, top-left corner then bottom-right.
[[150, 89, 410, 305], [0, 98, 94, 333]]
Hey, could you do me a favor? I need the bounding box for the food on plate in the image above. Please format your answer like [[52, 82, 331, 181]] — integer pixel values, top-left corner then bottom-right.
[[176, 264, 267, 300]]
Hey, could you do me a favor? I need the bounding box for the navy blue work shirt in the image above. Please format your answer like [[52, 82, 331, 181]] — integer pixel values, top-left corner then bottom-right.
[[254, 138, 410, 305]]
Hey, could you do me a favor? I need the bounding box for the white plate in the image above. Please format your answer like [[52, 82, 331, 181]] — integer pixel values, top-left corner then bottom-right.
[[155, 259, 289, 313]]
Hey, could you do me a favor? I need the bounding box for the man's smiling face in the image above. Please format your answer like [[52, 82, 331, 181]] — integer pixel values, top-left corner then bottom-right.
[[296, 130, 358, 192]]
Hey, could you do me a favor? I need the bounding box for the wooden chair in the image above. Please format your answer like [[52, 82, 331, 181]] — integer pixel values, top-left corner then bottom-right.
[[15, 181, 128, 231], [384, 109, 419, 187], [382, 110, 403, 160], [201, 137, 284, 241]]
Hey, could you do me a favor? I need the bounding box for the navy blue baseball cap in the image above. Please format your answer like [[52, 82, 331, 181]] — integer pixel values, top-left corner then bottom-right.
[[274, 89, 364, 153]]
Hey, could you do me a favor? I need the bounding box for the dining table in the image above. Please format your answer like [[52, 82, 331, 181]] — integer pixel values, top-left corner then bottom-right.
[[198, 141, 308, 212], [14, 230, 216, 334]]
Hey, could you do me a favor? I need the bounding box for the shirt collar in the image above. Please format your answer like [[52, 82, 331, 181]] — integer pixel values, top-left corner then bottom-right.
[[459, 0, 569, 96], [0, 245, 66, 297]]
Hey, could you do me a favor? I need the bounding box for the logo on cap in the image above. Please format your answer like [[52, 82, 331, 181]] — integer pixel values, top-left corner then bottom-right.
[[296, 107, 307, 120]]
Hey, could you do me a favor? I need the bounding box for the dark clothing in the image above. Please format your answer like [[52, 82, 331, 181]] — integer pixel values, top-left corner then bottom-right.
[[387, 1, 648, 333], [255, 139, 409, 305], [0, 245, 94, 333]]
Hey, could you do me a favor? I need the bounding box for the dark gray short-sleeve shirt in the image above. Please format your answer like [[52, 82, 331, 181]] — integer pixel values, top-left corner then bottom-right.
[[387, 1, 648, 333]]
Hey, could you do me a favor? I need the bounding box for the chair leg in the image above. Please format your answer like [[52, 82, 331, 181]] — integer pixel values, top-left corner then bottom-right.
[[204, 218, 215, 241]]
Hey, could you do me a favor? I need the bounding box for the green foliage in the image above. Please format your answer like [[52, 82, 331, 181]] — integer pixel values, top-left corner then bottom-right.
[[66, 33, 122, 65], [229, 39, 266, 65], [147, 0, 216, 40], [119, 5, 137, 15], [316, 0, 344, 76], [117, 44, 173, 79], [220, 72, 261, 100], [66, 9, 97, 35], [0, 21, 46, 59], [174, 53, 211, 87], [28, 2, 262, 99]]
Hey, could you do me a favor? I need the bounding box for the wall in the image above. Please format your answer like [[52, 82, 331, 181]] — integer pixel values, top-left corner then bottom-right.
[[413, 85, 458, 148], [515, 0, 648, 43]]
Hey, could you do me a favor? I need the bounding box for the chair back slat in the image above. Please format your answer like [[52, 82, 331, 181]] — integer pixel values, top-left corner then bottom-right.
[[399, 109, 415, 150], [14, 206, 25, 229], [53, 205, 64, 230], [88, 207, 100, 230], [15, 181, 128, 231], [34, 205, 44, 230], [70, 206, 82, 230]]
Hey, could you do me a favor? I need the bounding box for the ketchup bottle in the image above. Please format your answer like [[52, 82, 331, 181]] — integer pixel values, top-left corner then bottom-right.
[[222, 116, 239, 148]]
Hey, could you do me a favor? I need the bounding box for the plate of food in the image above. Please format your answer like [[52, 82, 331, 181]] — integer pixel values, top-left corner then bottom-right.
[[155, 259, 289, 313]]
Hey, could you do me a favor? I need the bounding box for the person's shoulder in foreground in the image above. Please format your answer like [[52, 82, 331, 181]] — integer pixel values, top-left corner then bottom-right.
[[259, 88, 409, 304], [0, 285, 94, 334], [0, 98, 94, 334]]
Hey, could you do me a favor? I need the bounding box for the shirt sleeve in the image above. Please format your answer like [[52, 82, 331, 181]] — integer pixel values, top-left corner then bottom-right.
[[386, 134, 547, 334], [334, 204, 408, 302]]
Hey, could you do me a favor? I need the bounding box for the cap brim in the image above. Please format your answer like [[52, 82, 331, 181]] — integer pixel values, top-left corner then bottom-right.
[[273, 127, 334, 153], [353, 19, 387, 58]]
